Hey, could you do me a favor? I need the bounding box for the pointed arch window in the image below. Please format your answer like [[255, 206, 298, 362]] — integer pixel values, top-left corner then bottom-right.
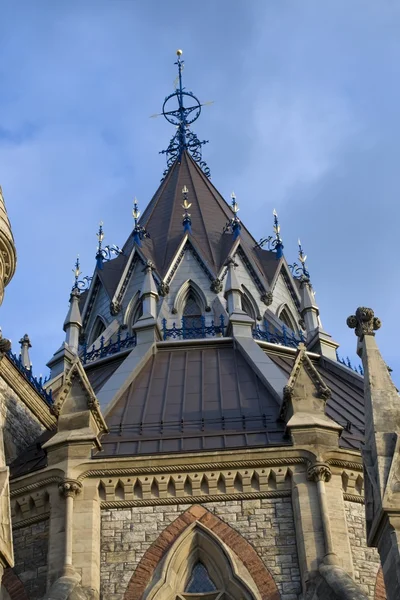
[[183, 293, 202, 329], [241, 296, 255, 320], [185, 562, 217, 594], [88, 316, 106, 346], [132, 298, 143, 325], [278, 305, 297, 333]]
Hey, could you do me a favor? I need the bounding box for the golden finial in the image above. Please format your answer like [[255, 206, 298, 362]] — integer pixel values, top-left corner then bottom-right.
[[132, 197, 140, 221], [177, 49, 183, 56]]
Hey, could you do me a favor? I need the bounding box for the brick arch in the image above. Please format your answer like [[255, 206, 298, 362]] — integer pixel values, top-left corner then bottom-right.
[[124, 504, 280, 600], [375, 567, 386, 600], [1, 568, 29, 600]]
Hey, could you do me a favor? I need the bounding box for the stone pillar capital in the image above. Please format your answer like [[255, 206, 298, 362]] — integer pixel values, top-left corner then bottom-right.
[[307, 462, 332, 483], [347, 306, 381, 340], [58, 479, 82, 498]]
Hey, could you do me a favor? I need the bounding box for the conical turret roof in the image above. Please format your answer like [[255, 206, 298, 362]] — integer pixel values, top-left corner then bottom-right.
[[124, 151, 265, 279]]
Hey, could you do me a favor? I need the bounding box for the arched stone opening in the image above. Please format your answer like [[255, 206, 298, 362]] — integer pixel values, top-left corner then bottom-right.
[[173, 280, 207, 318], [124, 505, 280, 600], [88, 315, 107, 346], [276, 303, 297, 333]]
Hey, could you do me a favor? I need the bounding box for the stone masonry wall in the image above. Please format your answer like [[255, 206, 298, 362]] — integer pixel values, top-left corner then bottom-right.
[[0, 377, 44, 464], [101, 497, 301, 600], [344, 501, 382, 599], [12, 519, 49, 600]]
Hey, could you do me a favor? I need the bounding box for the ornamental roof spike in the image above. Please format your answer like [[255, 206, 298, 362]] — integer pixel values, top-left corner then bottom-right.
[[181, 185, 192, 233], [157, 50, 211, 179], [254, 208, 284, 258], [132, 197, 150, 247], [223, 191, 241, 239], [289, 239, 311, 283], [95, 220, 123, 270]]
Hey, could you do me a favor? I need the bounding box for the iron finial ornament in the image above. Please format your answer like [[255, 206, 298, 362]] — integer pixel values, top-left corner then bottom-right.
[[158, 50, 211, 179], [254, 209, 284, 259], [223, 192, 241, 239], [181, 185, 192, 233], [71, 255, 92, 293], [73, 256, 81, 290], [132, 197, 150, 247], [289, 239, 310, 282], [95, 221, 123, 270]]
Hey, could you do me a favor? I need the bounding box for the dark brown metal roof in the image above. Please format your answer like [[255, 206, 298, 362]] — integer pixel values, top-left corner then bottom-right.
[[122, 151, 275, 278], [9, 430, 53, 478], [85, 355, 126, 393], [97, 343, 288, 456], [267, 351, 365, 449]]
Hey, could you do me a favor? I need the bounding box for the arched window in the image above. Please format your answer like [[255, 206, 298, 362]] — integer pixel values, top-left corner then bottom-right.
[[278, 305, 297, 333], [88, 316, 106, 346], [241, 296, 255, 320], [144, 525, 257, 600], [132, 298, 143, 325], [183, 293, 202, 329]]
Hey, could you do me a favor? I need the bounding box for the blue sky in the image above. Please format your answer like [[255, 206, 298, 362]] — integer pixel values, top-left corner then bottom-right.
[[0, 1, 399, 384]]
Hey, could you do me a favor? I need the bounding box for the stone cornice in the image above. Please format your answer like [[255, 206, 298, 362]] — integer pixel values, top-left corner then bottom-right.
[[0, 355, 56, 429]]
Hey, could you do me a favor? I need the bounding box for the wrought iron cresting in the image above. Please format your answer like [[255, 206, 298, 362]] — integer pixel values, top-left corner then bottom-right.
[[82, 329, 137, 365], [336, 350, 364, 375], [162, 315, 226, 340], [7, 350, 53, 404], [158, 50, 211, 178], [252, 322, 304, 348]]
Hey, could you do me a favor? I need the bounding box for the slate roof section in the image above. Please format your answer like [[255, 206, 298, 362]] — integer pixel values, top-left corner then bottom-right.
[[97, 342, 288, 457], [267, 351, 365, 449], [9, 430, 53, 478], [85, 355, 126, 394]]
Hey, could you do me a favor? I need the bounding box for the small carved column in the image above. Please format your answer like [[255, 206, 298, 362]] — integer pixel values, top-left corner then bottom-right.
[[307, 463, 337, 564], [58, 480, 82, 575]]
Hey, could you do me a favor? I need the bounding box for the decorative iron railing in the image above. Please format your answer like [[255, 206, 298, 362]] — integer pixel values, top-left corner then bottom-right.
[[336, 351, 364, 375], [162, 316, 226, 341], [82, 330, 137, 365], [7, 351, 53, 405], [252, 323, 305, 348]]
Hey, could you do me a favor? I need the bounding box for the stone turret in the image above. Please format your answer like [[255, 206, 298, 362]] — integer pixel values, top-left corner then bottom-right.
[[347, 306, 400, 600], [0, 186, 16, 306]]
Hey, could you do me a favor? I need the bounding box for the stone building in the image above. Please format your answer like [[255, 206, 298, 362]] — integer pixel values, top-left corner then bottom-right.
[[0, 51, 398, 600]]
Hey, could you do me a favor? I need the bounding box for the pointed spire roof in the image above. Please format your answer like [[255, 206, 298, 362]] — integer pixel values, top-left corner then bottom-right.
[[124, 151, 261, 277]]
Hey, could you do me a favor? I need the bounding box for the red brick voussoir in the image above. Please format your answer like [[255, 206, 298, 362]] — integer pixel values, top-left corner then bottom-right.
[[375, 567, 387, 600], [1, 568, 30, 600], [124, 504, 281, 600]]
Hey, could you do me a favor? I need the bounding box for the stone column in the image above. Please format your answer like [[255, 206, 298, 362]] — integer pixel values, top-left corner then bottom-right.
[[307, 463, 337, 564], [58, 480, 82, 576], [347, 307, 400, 600]]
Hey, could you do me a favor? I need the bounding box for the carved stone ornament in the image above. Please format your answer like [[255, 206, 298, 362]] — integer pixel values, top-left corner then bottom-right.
[[158, 282, 170, 297], [58, 480, 82, 498], [307, 463, 332, 483], [210, 278, 223, 294], [0, 331, 11, 358], [110, 301, 121, 316], [347, 306, 381, 339], [261, 291, 273, 306]]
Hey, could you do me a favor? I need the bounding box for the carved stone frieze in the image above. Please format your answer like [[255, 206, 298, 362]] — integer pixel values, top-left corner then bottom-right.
[[347, 306, 381, 339]]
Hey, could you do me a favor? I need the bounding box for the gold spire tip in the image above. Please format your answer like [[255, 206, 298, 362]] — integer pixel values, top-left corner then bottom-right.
[[177, 49, 183, 56]]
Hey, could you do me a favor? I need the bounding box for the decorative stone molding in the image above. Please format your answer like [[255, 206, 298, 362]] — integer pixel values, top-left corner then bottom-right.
[[58, 480, 82, 498], [260, 291, 273, 306], [0, 333, 11, 358], [347, 306, 381, 339], [12, 512, 50, 530], [157, 281, 170, 297], [307, 463, 332, 482], [210, 278, 223, 293], [109, 301, 121, 316]]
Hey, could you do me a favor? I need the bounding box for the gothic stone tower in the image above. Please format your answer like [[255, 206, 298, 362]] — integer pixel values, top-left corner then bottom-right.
[[1, 51, 394, 600]]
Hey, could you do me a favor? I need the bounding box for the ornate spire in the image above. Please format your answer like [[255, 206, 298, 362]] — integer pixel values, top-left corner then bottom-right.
[[19, 333, 32, 369], [181, 186, 192, 233], [272, 209, 284, 259], [63, 259, 83, 354], [159, 50, 210, 178], [289, 239, 310, 282], [132, 198, 150, 247], [224, 192, 241, 239], [254, 209, 284, 259], [95, 222, 123, 269]]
